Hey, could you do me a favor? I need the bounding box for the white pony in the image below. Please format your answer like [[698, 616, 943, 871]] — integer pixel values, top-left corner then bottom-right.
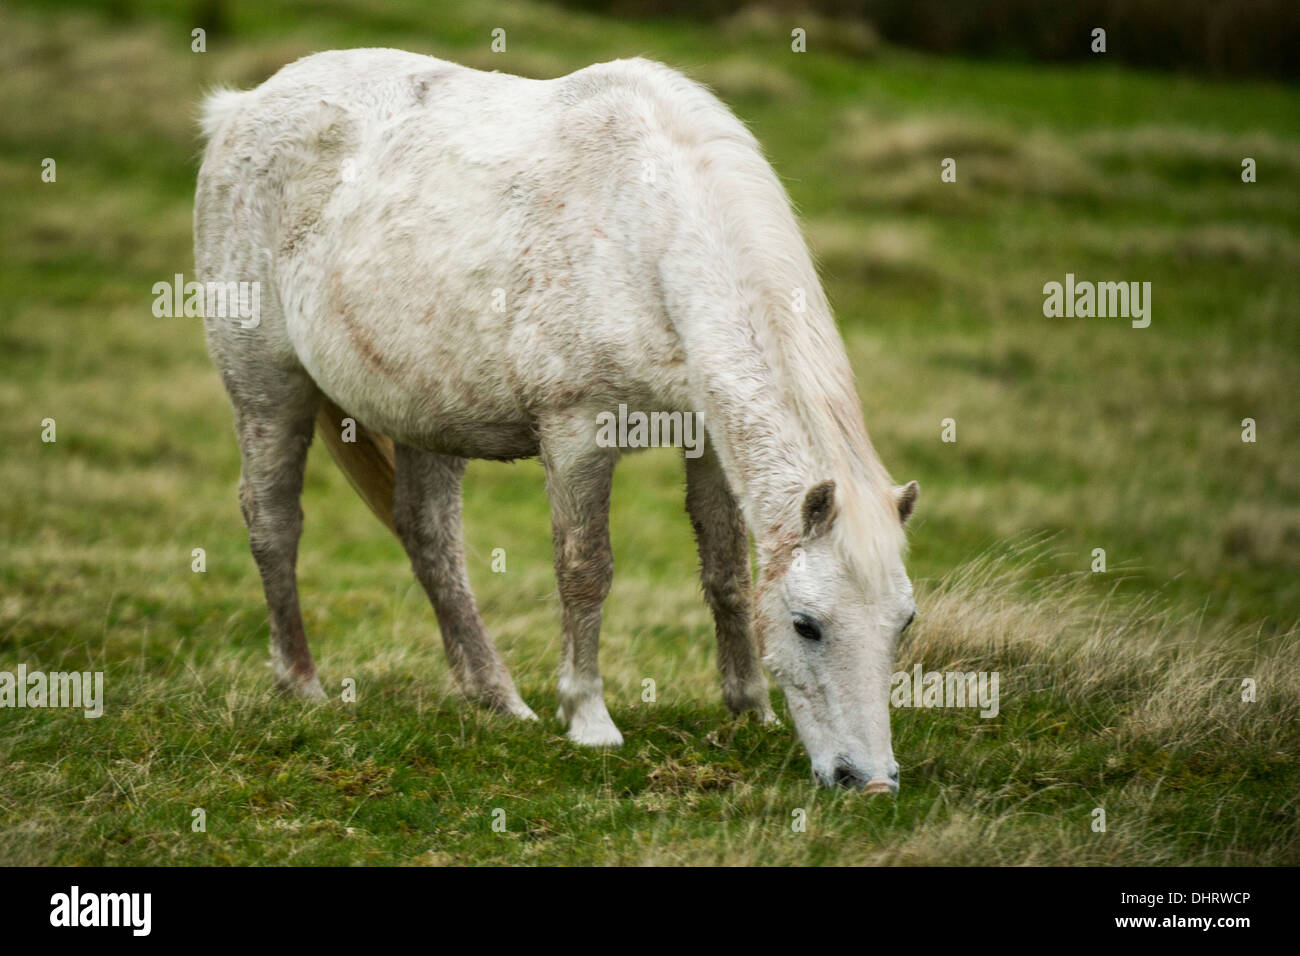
[[195, 50, 919, 792]]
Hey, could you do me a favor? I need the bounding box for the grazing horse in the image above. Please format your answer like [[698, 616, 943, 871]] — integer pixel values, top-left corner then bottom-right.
[[194, 50, 919, 792]]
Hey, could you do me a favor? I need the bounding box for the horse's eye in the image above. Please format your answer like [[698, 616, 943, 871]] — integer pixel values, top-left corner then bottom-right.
[[901, 610, 917, 634], [793, 615, 822, 642]]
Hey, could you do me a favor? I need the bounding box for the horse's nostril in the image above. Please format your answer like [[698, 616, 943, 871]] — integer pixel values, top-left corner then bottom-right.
[[832, 760, 866, 789]]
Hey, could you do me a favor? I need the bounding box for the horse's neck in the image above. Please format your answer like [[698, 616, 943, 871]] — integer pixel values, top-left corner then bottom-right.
[[674, 298, 829, 548], [659, 191, 866, 556], [708, 372, 818, 542]]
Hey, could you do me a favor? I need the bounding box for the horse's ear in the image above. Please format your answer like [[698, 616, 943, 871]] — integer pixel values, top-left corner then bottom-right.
[[801, 480, 838, 539], [894, 480, 919, 525]]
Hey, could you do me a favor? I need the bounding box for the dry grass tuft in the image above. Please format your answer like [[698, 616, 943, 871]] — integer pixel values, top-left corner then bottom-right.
[[911, 542, 1299, 754]]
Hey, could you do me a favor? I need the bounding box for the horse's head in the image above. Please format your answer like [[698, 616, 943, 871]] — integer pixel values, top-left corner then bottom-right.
[[756, 478, 919, 793]]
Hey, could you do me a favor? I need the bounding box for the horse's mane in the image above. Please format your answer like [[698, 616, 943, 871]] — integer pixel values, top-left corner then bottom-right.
[[737, 178, 906, 589], [629, 60, 906, 587]]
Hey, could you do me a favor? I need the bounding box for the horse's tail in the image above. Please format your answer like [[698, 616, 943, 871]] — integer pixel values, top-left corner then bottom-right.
[[315, 398, 398, 534], [198, 86, 251, 142]]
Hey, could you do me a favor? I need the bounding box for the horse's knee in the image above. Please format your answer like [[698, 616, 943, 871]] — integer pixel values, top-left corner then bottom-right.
[[701, 565, 749, 618], [554, 531, 613, 608], [557, 559, 613, 608]]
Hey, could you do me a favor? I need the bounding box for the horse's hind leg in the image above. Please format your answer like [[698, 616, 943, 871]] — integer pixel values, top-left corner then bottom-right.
[[231, 373, 324, 698], [685, 446, 775, 721], [392, 444, 537, 720]]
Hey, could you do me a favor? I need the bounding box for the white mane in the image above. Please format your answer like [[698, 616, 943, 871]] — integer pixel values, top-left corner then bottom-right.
[[615, 60, 905, 585]]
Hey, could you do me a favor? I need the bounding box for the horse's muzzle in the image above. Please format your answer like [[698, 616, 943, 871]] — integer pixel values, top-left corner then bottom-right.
[[826, 759, 899, 795]]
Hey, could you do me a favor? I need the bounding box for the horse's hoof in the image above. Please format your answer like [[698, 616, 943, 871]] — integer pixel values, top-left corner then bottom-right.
[[507, 701, 539, 721], [568, 730, 624, 748], [276, 675, 327, 700], [473, 683, 538, 721], [567, 718, 624, 748]]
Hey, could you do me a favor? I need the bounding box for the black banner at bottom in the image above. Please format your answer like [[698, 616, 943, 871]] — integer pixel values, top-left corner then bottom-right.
[[0, 865, 1283, 943]]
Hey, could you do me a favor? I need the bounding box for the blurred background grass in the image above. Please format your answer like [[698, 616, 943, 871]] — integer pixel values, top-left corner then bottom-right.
[[0, 0, 1297, 864]]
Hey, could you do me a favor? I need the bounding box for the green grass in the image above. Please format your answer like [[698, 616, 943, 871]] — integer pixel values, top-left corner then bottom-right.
[[1, 0, 1297, 864]]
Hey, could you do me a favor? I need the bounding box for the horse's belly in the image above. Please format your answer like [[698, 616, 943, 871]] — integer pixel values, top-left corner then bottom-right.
[[301, 325, 537, 459], [398, 416, 539, 461]]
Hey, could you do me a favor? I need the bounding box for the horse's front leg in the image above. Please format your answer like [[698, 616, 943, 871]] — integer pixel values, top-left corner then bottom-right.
[[540, 416, 622, 747], [685, 445, 775, 721]]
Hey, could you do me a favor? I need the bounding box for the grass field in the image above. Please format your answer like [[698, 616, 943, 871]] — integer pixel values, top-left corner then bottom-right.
[[1, 0, 1298, 864]]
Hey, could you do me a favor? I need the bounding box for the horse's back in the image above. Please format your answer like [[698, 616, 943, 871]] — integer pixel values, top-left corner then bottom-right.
[[195, 50, 734, 453]]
